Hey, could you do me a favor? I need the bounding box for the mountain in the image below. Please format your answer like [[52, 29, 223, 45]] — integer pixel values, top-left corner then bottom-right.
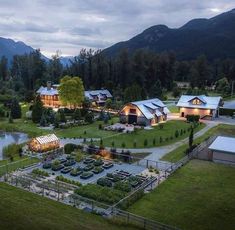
[[0, 37, 49, 62], [59, 56, 74, 66], [103, 8, 235, 60]]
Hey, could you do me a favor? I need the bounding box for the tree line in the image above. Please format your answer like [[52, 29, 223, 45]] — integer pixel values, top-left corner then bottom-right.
[[0, 48, 235, 104]]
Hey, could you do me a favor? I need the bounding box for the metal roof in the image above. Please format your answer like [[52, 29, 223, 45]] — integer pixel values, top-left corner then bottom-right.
[[85, 89, 112, 100], [130, 98, 169, 119], [209, 136, 235, 154], [177, 95, 222, 109], [37, 86, 58, 96], [35, 134, 59, 145]]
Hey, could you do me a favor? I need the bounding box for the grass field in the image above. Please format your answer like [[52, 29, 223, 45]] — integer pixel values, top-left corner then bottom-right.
[[128, 160, 235, 230], [167, 105, 179, 113], [0, 157, 39, 176], [100, 121, 205, 148], [161, 124, 235, 162], [0, 183, 136, 230]]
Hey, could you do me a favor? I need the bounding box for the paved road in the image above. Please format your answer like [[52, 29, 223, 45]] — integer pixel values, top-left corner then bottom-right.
[[109, 122, 217, 162]]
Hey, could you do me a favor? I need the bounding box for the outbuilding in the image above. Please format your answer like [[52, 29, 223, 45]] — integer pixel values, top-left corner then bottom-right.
[[176, 95, 223, 119], [208, 136, 235, 165], [29, 134, 60, 152], [119, 98, 170, 126]]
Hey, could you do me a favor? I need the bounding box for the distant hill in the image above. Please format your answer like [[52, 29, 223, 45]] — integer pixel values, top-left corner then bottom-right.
[[103, 8, 235, 60], [0, 37, 36, 61]]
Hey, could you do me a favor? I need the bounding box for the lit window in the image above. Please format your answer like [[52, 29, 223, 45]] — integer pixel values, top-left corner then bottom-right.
[[192, 99, 201, 105]]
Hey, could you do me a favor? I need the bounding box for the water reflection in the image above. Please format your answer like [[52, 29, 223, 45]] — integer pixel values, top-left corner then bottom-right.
[[0, 132, 28, 160]]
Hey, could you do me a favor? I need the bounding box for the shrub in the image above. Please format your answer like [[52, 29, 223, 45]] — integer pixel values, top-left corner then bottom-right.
[[121, 142, 126, 148], [114, 181, 131, 193], [175, 130, 179, 138], [98, 124, 103, 130], [159, 124, 164, 130], [180, 129, 183, 136], [144, 139, 148, 147], [75, 184, 126, 204], [32, 169, 49, 177], [159, 136, 163, 143], [97, 178, 112, 187], [111, 141, 115, 147], [56, 175, 81, 186], [186, 114, 200, 123], [85, 112, 94, 123], [133, 141, 137, 148], [153, 138, 156, 145], [64, 143, 78, 154]]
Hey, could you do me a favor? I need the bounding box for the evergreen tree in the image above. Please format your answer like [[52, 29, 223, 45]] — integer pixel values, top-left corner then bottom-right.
[[189, 127, 194, 150], [32, 95, 43, 123], [73, 109, 81, 121], [10, 98, 21, 119]]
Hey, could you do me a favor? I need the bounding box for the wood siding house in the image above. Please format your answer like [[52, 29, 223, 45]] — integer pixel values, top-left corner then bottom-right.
[[120, 98, 170, 126], [85, 90, 112, 106], [177, 95, 223, 119], [37, 82, 61, 108]]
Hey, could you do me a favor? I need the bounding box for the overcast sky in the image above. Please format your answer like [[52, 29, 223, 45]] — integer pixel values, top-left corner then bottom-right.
[[0, 0, 234, 57]]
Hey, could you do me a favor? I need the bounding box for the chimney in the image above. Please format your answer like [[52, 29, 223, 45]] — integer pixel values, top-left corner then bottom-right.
[[47, 81, 52, 90]]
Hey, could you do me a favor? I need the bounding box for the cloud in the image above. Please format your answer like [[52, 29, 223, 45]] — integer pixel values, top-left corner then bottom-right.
[[0, 0, 234, 57]]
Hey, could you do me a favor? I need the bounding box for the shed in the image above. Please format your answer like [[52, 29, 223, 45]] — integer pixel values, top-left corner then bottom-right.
[[208, 136, 235, 165]]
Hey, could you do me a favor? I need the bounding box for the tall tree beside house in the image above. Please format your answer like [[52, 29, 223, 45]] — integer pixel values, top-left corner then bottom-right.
[[48, 51, 63, 83], [58, 76, 84, 108], [189, 127, 194, 150], [32, 95, 43, 123], [10, 98, 21, 119]]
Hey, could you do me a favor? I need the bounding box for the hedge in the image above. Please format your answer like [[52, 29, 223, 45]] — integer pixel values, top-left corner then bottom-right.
[[186, 114, 200, 122]]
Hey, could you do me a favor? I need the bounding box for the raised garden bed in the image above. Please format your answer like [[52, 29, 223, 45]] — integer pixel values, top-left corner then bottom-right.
[[61, 166, 73, 174], [42, 162, 51, 169], [93, 159, 104, 166], [97, 177, 112, 187], [102, 162, 113, 169], [83, 164, 94, 172], [92, 166, 104, 174], [83, 158, 95, 164], [70, 168, 82, 176], [58, 158, 67, 164], [80, 172, 93, 179], [64, 160, 76, 167], [52, 164, 64, 171]]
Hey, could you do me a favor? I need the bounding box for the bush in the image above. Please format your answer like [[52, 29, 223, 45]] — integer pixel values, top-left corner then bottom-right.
[[153, 138, 156, 145], [98, 124, 103, 130], [144, 139, 148, 147], [85, 112, 94, 123], [3, 143, 22, 160], [175, 130, 179, 138], [97, 178, 112, 187], [159, 124, 164, 129], [64, 143, 81, 154], [114, 181, 131, 193], [159, 136, 163, 143], [121, 142, 126, 148], [32, 169, 49, 177], [56, 175, 81, 186], [75, 184, 126, 204], [186, 114, 200, 123]]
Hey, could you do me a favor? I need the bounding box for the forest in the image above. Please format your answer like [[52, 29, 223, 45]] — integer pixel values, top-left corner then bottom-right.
[[0, 48, 235, 104]]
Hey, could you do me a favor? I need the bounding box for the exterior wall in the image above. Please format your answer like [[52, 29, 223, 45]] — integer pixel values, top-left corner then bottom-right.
[[40, 95, 61, 108], [179, 107, 214, 118], [213, 151, 235, 164]]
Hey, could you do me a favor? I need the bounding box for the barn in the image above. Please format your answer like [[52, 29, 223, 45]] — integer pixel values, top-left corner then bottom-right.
[[119, 98, 170, 126], [208, 136, 235, 165]]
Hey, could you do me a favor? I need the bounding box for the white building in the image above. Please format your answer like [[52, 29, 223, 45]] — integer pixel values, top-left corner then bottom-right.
[[177, 95, 223, 119], [120, 98, 170, 126], [208, 136, 235, 165], [85, 89, 112, 106]]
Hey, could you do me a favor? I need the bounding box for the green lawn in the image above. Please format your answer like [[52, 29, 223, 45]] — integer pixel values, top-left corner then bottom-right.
[[161, 124, 235, 162], [0, 157, 40, 176], [0, 183, 136, 230], [167, 105, 179, 113], [55, 118, 118, 138], [100, 121, 205, 148], [128, 160, 235, 230]]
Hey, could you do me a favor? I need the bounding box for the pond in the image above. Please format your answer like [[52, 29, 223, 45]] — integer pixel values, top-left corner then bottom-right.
[[0, 132, 28, 160]]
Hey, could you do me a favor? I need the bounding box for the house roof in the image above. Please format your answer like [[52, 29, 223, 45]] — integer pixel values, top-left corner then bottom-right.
[[85, 89, 112, 100], [130, 98, 169, 119], [209, 136, 235, 154], [36, 86, 58, 96], [35, 134, 59, 145], [177, 95, 222, 109]]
